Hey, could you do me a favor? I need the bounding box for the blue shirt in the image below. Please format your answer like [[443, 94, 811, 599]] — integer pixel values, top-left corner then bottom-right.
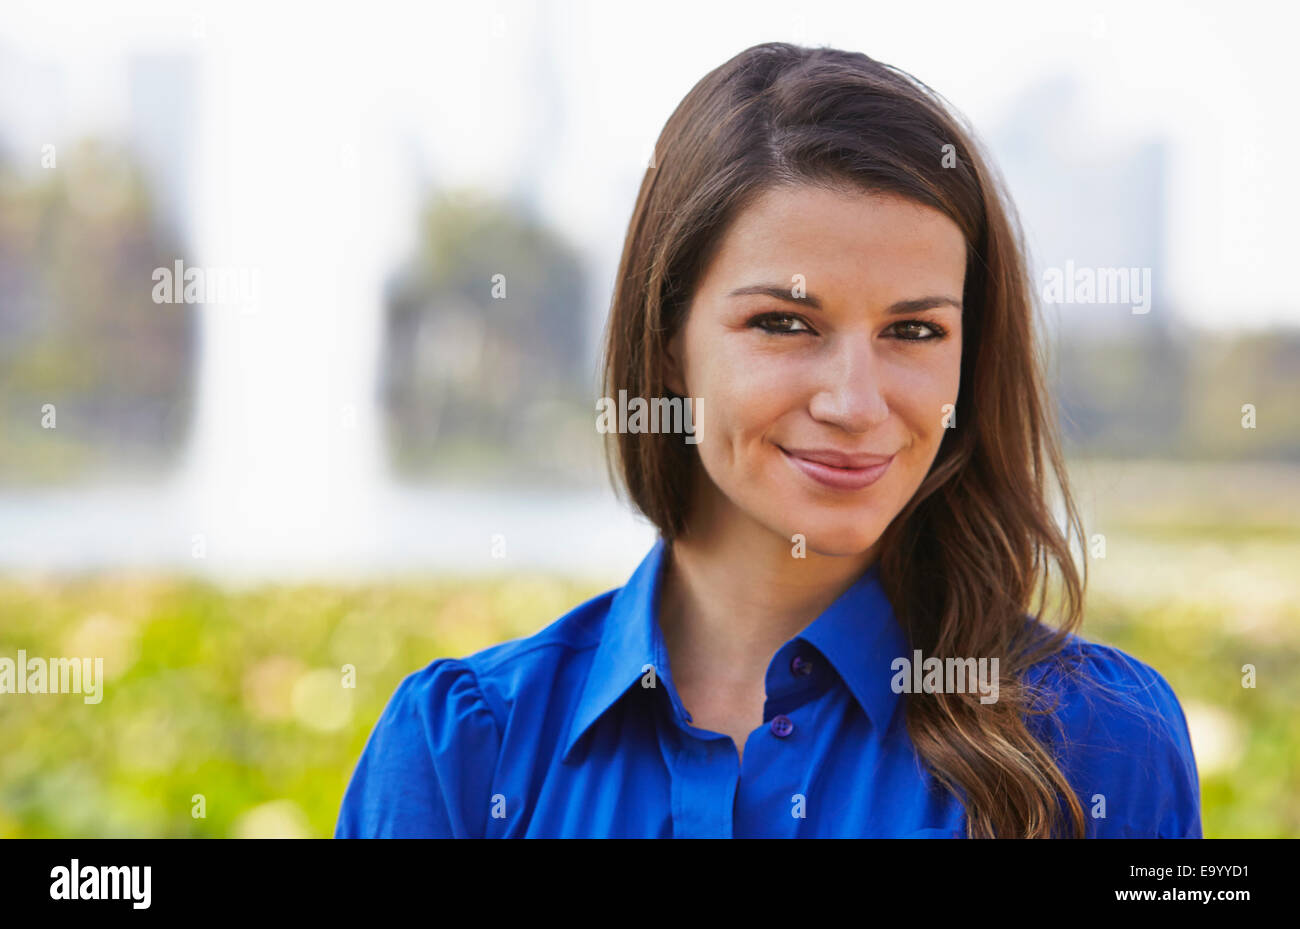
[[335, 538, 1202, 838]]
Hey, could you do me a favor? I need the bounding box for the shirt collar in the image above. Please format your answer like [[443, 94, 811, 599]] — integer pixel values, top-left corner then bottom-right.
[[563, 538, 667, 763], [562, 538, 909, 762]]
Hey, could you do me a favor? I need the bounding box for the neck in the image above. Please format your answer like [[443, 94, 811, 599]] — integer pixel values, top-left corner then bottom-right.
[[657, 483, 879, 691]]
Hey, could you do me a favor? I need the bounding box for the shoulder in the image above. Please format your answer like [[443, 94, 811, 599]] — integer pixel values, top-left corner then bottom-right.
[[456, 586, 618, 714], [377, 584, 619, 748], [334, 655, 501, 837], [1020, 626, 1202, 837], [336, 588, 618, 837]]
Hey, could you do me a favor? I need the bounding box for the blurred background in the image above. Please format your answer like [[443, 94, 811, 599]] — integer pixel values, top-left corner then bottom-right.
[[0, 0, 1296, 838]]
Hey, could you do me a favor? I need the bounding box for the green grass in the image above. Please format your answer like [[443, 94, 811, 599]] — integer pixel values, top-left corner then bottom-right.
[[0, 573, 609, 837], [1, 520, 1296, 837]]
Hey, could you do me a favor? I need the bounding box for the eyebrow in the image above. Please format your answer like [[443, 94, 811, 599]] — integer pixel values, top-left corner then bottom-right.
[[727, 284, 962, 315]]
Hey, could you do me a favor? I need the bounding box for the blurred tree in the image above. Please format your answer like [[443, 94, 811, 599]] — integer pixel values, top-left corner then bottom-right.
[[0, 137, 197, 483], [381, 187, 596, 482], [1053, 320, 1193, 457], [1181, 331, 1300, 460], [1052, 325, 1300, 461]]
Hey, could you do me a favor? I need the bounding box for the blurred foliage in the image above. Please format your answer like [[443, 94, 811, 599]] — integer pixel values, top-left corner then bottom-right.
[[0, 570, 610, 837], [1055, 327, 1300, 461], [1, 459, 1297, 837], [0, 138, 197, 484], [382, 187, 599, 484], [1084, 591, 1300, 839], [2, 142, 1294, 491]]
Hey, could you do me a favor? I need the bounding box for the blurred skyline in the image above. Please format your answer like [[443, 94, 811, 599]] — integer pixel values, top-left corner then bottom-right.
[[4, 0, 1297, 331], [1, 0, 1297, 580]]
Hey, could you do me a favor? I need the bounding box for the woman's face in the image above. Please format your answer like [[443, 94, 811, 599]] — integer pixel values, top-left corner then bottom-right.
[[667, 184, 965, 558]]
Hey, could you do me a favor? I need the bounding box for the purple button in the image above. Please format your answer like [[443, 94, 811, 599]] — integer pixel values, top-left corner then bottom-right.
[[770, 714, 794, 738], [790, 654, 814, 676]]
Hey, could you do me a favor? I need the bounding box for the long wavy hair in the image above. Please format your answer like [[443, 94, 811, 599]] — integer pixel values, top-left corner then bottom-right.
[[600, 42, 1091, 837]]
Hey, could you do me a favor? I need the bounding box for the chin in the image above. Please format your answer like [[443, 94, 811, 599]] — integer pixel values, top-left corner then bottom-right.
[[785, 518, 885, 559]]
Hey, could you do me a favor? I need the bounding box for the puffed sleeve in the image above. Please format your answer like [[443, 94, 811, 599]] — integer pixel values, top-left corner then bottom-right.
[[335, 658, 503, 838], [1026, 640, 1202, 838]]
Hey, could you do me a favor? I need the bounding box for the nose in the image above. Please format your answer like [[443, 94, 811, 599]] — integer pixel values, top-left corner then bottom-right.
[[807, 331, 890, 433]]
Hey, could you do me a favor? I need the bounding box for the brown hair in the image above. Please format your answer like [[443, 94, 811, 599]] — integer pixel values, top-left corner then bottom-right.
[[600, 42, 1090, 837]]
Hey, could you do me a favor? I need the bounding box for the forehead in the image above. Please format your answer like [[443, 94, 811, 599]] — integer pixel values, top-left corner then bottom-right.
[[699, 184, 967, 300]]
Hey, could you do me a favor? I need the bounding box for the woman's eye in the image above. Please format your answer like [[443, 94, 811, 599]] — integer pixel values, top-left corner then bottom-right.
[[751, 313, 812, 334], [890, 320, 947, 341]]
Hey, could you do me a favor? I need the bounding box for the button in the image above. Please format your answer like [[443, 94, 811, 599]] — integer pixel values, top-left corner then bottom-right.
[[790, 654, 814, 676], [769, 714, 794, 738]]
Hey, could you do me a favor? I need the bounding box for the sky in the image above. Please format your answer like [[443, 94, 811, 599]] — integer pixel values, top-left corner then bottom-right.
[[2, 0, 1296, 331]]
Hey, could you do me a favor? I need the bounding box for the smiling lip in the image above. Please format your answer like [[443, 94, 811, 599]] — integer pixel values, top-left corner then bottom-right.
[[779, 446, 894, 491]]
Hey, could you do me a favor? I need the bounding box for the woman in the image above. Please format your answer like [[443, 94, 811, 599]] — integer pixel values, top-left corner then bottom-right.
[[336, 42, 1200, 838]]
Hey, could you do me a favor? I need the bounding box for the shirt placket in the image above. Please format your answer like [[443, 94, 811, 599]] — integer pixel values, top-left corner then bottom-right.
[[665, 729, 739, 838], [730, 640, 828, 837], [649, 639, 740, 838], [651, 638, 830, 838]]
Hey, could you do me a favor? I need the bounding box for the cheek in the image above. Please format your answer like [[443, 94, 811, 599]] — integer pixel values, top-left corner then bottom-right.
[[692, 345, 802, 446], [889, 342, 962, 449]]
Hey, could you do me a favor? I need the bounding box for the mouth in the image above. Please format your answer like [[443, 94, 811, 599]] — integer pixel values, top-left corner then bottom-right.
[[778, 445, 894, 492]]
